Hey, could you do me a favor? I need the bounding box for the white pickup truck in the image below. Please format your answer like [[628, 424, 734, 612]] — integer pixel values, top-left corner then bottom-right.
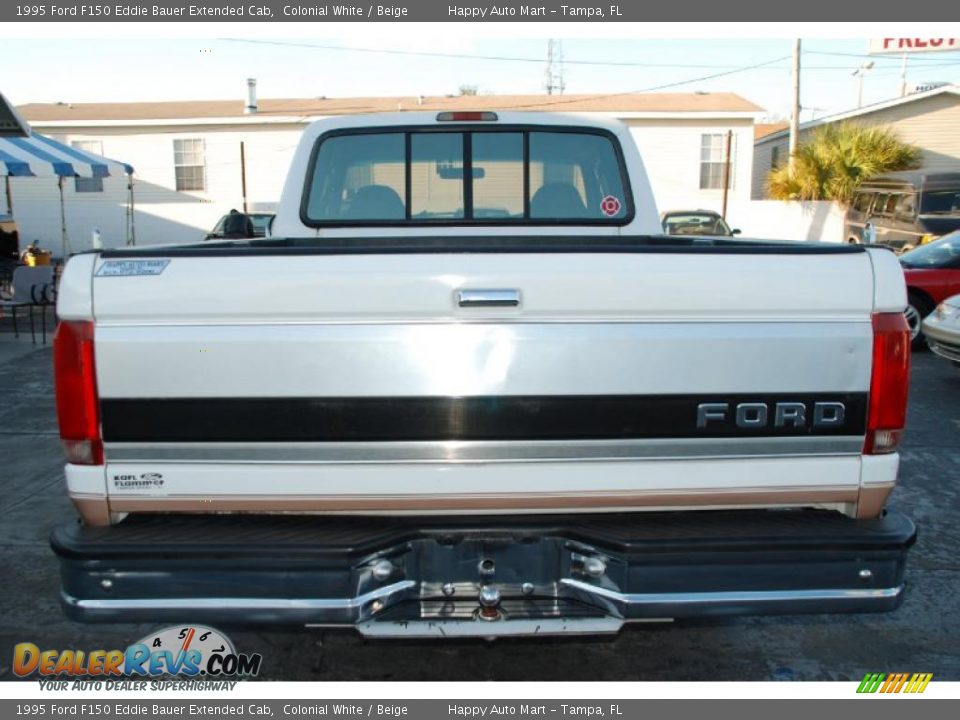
[[51, 112, 915, 637]]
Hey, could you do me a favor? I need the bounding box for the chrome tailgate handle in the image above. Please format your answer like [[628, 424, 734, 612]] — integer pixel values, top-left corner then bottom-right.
[[457, 289, 521, 308]]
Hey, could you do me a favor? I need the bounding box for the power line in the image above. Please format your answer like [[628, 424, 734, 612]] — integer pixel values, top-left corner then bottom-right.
[[501, 56, 792, 110], [805, 49, 960, 63], [225, 38, 960, 72], [223, 37, 793, 71], [224, 37, 794, 109], [802, 59, 960, 70]]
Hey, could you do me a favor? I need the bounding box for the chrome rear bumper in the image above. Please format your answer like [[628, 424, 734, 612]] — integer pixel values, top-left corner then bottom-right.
[[53, 509, 915, 636]]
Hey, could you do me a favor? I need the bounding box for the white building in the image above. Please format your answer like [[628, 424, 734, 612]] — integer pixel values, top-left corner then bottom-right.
[[16, 91, 763, 251], [753, 84, 960, 199]]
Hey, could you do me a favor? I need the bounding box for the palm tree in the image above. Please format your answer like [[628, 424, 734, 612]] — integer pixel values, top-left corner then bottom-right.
[[767, 123, 921, 204]]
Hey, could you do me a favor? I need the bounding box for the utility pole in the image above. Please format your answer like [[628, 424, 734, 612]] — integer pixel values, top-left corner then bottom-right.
[[853, 61, 874, 109], [240, 141, 249, 214], [544, 39, 566, 96], [789, 38, 801, 171], [721, 130, 732, 221]]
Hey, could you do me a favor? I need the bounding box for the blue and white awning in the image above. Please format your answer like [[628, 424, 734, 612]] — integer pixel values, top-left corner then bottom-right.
[[0, 132, 133, 178]]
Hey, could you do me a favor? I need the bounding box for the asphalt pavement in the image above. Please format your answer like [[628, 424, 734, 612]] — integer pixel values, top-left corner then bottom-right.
[[0, 328, 957, 682]]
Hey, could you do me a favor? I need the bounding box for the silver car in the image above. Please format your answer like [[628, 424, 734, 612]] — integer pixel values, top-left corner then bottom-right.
[[922, 293, 960, 367]]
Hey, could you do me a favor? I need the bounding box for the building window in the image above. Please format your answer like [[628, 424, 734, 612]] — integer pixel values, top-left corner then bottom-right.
[[173, 138, 206, 191], [700, 133, 736, 190], [71, 140, 104, 193], [770, 145, 781, 170]]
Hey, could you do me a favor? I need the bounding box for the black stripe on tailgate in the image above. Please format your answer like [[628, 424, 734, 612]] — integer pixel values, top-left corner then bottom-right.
[[100, 394, 867, 443]]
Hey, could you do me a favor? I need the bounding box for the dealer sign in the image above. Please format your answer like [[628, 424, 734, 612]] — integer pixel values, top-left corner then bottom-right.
[[869, 38, 960, 54]]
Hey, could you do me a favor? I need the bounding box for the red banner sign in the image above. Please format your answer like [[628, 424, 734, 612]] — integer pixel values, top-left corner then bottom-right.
[[869, 38, 960, 54]]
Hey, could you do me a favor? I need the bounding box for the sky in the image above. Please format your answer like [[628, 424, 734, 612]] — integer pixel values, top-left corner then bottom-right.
[[3, 37, 960, 121]]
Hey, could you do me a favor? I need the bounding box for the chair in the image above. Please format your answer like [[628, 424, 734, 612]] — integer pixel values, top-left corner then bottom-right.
[[530, 184, 590, 219], [0, 265, 56, 344]]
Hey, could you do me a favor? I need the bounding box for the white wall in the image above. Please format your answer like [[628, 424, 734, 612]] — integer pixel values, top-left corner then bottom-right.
[[723, 200, 846, 243], [751, 136, 780, 200], [64, 126, 300, 211], [628, 119, 755, 213], [11, 125, 306, 254], [7, 173, 245, 254], [8, 182, 843, 254], [6, 174, 132, 255], [14, 115, 761, 253]]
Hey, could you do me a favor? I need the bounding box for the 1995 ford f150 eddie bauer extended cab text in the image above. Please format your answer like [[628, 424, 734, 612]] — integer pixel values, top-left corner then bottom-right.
[[50, 111, 915, 637]]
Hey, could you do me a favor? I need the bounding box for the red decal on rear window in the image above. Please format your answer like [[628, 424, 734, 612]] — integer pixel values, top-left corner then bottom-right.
[[601, 195, 622, 216]]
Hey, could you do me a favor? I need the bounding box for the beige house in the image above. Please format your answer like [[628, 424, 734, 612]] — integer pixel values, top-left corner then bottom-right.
[[753, 85, 960, 199], [16, 91, 762, 250]]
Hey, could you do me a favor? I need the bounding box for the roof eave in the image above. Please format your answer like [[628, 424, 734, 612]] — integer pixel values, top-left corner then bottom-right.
[[26, 116, 318, 128], [27, 109, 762, 129], [754, 85, 960, 145]]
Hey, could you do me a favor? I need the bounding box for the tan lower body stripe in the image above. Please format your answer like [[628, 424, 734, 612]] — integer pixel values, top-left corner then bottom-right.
[[106, 486, 855, 511], [72, 486, 892, 527]]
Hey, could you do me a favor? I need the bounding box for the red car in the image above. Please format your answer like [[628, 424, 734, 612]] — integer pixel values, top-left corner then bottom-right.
[[901, 230, 960, 347]]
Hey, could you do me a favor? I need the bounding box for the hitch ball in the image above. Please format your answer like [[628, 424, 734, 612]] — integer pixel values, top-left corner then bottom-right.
[[478, 585, 502, 621], [478, 585, 501, 608], [583, 556, 607, 578], [371, 559, 395, 582]]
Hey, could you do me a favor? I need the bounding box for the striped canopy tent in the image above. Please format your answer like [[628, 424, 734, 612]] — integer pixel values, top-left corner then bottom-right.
[[0, 132, 135, 256]]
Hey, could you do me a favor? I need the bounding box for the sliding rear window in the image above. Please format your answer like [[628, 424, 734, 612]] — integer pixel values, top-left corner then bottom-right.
[[302, 127, 632, 226]]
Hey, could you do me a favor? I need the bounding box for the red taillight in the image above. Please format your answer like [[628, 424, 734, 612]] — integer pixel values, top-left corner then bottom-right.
[[864, 312, 911, 454], [53, 320, 103, 465]]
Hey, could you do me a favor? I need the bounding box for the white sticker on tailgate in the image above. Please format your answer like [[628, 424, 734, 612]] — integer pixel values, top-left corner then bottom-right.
[[96, 259, 170, 277], [111, 472, 166, 495]]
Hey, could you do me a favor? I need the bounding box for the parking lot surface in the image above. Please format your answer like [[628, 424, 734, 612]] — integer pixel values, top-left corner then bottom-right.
[[0, 333, 957, 682]]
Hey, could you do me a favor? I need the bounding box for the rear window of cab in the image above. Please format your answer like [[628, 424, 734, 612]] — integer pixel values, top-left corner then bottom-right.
[[302, 127, 632, 226]]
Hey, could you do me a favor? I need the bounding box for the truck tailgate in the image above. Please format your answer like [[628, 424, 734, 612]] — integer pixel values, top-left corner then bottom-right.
[[86, 247, 878, 517]]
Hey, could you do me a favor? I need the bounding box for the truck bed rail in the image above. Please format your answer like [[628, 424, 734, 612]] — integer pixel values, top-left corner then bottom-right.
[[95, 235, 869, 258]]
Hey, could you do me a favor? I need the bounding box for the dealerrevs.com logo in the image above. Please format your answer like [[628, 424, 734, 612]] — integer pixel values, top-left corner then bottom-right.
[[14, 625, 262, 688]]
